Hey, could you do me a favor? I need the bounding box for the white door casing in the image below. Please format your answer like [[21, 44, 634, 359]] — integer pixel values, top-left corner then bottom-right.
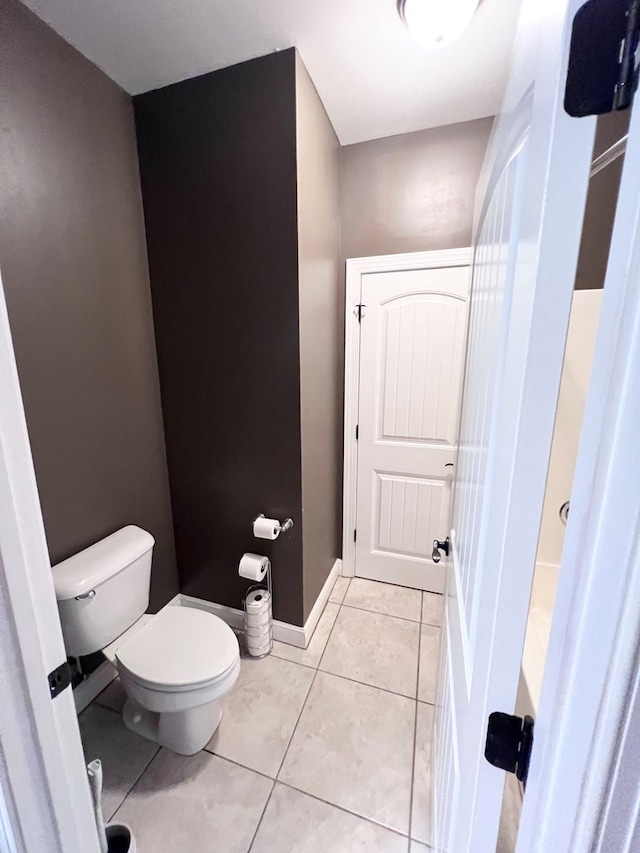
[[0, 271, 100, 853], [434, 0, 597, 850], [342, 249, 471, 591]]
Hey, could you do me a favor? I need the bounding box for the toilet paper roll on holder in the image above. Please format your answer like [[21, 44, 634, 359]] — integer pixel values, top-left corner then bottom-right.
[[254, 514, 294, 536]]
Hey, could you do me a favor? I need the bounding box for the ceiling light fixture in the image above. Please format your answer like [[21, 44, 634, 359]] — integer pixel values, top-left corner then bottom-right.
[[397, 0, 481, 47]]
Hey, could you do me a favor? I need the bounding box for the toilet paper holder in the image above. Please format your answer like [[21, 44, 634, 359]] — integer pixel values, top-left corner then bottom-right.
[[254, 514, 294, 536], [242, 559, 273, 659]]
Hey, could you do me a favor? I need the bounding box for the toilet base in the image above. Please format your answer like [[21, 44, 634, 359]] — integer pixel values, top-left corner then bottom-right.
[[123, 696, 223, 756]]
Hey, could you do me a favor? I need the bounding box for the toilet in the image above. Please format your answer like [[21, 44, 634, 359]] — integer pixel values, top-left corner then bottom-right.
[[52, 525, 240, 755]]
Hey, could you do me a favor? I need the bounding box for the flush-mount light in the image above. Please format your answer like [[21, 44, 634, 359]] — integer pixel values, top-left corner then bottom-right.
[[397, 0, 481, 47]]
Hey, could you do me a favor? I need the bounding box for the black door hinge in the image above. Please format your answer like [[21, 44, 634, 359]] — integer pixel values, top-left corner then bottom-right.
[[565, 0, 640, 116], [48, 660, 72, 699], [485, 712, 535, 788], [354, 529, 357, 543], [355, 424, 359, 440], [356, 303, 367, 322]]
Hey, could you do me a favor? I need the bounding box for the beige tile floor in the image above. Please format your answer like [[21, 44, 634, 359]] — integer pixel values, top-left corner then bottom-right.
[[79, 578, 446, 852]]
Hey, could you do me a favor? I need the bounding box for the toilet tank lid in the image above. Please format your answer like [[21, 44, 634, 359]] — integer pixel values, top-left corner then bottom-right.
[[52, 526, 155, 601]]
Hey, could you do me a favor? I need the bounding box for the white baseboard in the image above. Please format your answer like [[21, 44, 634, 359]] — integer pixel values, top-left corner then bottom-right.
[[174, 558, 342, 650], [303, 558, 342, 644], [74, 661, 117, 714]]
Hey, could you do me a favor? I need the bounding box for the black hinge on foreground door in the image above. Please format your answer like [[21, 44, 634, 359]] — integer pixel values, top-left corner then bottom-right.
[[565, 0, 640, 116], [485, 712, 535, 789], [48, 660, 72, 699]]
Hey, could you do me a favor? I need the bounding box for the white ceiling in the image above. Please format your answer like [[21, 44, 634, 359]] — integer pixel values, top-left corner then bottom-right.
[[21, 0, 521, 145]]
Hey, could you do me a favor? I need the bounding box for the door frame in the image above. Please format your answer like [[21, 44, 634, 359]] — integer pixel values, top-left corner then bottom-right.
[[0, 271, 100, 852], [342, 248, 472, 579]]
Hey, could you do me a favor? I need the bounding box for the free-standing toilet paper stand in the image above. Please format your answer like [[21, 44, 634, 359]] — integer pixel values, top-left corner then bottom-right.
[[242, 560, 273, 659], [242, 514, 294, 658]]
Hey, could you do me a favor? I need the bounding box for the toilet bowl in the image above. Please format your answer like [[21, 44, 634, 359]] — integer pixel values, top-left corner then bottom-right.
[[52, 526, 241, 756], [105, 606, 240, 754]]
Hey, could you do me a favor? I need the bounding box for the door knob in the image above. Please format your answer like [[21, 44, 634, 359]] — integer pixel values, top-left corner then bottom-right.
[[432, 538, 450, 563]]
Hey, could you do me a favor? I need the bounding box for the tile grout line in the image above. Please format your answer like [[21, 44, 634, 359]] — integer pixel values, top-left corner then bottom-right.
[[277, 779, 411, 841], [316, 594, 346, 673], [88, 677, 117, 714], [243, 775, 412, 848], [282, 578, 426, 700], [316, 659, 419, 701], [246, 780, 276, 853], [200, 751, 278, 783], [341, 600, 437, 627], [274, 669, 318, 780], [407, 610, 424, 851], [270, 600, 341, 668], [201, 672, 435, 761], [247, 582, 348, 852], [92, 702, 121, 716], [275, 590, 419, 841], [266, 584, 419, 843], [269, 651, 320, 671], [327, 577, 350, 607], [273, 591, 347, 780], [108, 744, 162, 823], [269, 600, 336, 779], [202, 687, 436, 779]]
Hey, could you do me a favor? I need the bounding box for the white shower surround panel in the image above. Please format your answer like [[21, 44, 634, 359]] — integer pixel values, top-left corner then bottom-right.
[[522, 289, 603, 715], [536, 290, 603, 567]]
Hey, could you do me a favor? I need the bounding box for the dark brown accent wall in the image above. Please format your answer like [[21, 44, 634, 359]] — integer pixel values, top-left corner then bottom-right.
[[0, 0, 178, 610], [134, 50, 305, 625]]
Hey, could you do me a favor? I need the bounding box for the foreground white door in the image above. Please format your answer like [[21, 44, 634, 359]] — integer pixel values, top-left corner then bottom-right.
[[343, 251, 470, 592], [518, 95, 640, 853], [0, 272, 100, 853], [434, 1, 596, 850]]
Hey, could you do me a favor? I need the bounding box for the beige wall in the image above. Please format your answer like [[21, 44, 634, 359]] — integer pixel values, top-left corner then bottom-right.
[[0, 0, 178, 610], [296, 54, 342, 620], [340, 117, 493, 261]]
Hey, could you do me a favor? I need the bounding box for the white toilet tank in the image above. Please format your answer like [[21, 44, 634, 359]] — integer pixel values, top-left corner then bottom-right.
[[52, 526, 155, 657]]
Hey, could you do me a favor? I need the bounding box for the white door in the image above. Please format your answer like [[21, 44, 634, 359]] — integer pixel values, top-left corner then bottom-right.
[[352, 258, 469, 592], [434, 0, 597, 850], [0, 272, 100, 853], [517, 98, 640, 853]]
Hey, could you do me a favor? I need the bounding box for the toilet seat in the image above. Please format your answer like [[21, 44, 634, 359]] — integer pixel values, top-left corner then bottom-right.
[[116, 606, 239, 693]]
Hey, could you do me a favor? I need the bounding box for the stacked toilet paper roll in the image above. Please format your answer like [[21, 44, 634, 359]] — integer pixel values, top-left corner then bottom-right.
[[244, 588, 272, 657]]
